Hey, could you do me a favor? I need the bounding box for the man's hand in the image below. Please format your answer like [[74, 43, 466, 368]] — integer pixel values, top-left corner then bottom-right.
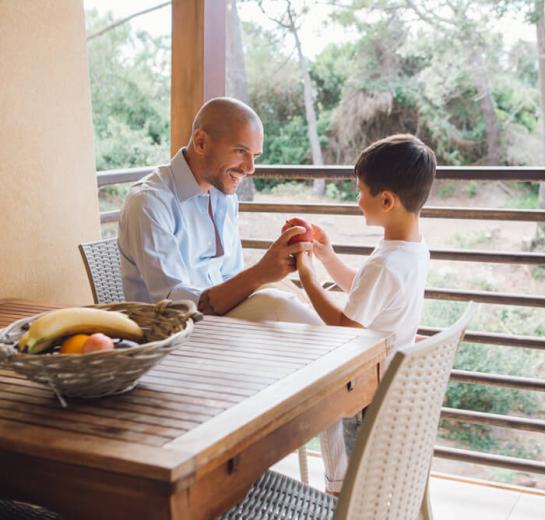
[[311, 224, 335, 263], [254, 226, 312, 285]]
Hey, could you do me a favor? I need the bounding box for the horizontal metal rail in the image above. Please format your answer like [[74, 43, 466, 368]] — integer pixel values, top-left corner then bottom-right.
[[434, 446, 545, 475], [239, 202, 545, 223], [441, 407, 545, 433], [253, 165, 545, 182], [450, 369, 545, 392], [314, 281, 545, 308], [100, 205, 545, 224], [97, 167, 154, 187], [101, 210, 119, 224], [242, 239, 545, 265], [96, 165, 545, 187], [424, 288, 545, 307], [418, 327, 545, 350]]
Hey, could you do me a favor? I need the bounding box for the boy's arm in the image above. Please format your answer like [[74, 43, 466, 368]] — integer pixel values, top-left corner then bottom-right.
[[321, 253, 357, 293], [312, 224, 356, 292], [297, 253, 363, 328]]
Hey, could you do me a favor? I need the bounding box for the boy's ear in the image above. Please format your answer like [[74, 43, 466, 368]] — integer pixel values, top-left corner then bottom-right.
[[382, 190, 396, 212]]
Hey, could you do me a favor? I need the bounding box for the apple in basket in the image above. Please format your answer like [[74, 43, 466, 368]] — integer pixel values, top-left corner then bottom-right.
[[17, 307, 143, 354], [281, 217, 313, 245], [82, 333, 115, 353]]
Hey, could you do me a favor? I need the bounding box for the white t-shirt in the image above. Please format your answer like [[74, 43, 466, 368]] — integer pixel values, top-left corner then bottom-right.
[[344, 238, 430, 352]]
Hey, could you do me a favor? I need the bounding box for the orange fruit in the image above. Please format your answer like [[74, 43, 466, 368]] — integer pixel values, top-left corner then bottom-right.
[[60, 334, 90, 354]]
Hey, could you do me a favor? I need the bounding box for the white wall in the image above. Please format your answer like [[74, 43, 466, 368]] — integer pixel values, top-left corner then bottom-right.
[[0, 0, 101, 304]]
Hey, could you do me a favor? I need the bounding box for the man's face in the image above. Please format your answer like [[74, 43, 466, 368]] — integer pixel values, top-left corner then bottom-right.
[[202, 123, 263, 195]]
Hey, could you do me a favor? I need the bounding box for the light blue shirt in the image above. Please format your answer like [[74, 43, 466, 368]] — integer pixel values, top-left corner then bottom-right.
[[117, 149, 244, 304]]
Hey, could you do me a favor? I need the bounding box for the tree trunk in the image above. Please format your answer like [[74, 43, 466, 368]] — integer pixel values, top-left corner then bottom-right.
[[536, 0, 545, 243], [226, 0, 254, 201], [469, 50, 502, 165], [287, 6, 325, 196]]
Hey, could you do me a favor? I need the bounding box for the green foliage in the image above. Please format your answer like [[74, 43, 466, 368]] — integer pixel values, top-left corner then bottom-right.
[[243, 22, 308, 166], [311, 43, 357, 111], [505, 182, 539, 209], [325, 181, 358, 201], [464, 180, 478, 198], [439, 420, 541, 459], [437, 182, 455, 198], [86, 9, 170, 172], [421, 299, 539, 419]]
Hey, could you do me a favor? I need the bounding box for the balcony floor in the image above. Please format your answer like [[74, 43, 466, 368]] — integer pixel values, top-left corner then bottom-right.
[[272, 454, 545, 520]]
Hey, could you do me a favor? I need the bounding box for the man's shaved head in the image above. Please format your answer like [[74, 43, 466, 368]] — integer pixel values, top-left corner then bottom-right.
[[190, 97, 263, 142], [186, 97, 263, 195]]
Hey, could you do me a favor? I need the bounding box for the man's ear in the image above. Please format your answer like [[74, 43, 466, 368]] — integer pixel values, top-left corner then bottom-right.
[[192, 129, 209, 155], [382, 190, 396, 212]]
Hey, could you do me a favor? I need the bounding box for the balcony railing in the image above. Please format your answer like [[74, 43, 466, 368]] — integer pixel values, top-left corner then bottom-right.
[[97, 165, 545, 478]]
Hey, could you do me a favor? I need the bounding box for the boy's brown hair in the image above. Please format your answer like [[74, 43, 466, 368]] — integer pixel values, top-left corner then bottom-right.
[[354, 134, 436, 213]]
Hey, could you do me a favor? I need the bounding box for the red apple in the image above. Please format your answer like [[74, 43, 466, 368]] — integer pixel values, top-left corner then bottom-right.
[[281, 217, 313, 245], [82, 333, 115, 353]]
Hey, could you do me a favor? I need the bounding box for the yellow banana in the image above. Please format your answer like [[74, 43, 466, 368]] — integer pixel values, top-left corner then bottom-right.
[[19, 307, 143, 354]]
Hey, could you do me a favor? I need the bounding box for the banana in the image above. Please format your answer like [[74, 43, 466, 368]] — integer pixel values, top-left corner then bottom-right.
[[18, 307, 144, 354]]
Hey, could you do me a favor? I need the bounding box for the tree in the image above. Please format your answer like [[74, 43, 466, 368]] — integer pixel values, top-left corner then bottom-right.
[[256, 0, 326, 194], [242, 22, 308, 168], [226, 0, 255, 201]]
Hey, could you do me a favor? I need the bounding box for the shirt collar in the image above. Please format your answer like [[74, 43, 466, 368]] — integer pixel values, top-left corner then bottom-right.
[[170, 147, 204, 202]]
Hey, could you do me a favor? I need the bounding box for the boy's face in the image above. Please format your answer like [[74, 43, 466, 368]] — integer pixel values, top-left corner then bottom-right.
[[356, 178, 386, 226]]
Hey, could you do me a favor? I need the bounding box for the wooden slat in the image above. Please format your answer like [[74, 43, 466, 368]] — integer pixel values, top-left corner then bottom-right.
[[441, 407, 545, 433], [294, 280, 545, 308], [237, 202, 545, 223], [418, 327, 545, 350], [450, 369, 545, 392], [434, 446, 545, 475], [253, 165, 545, 182], [242, 239, 545, 265], [96, 165, 545, 188], [101, 205, 545, 224]]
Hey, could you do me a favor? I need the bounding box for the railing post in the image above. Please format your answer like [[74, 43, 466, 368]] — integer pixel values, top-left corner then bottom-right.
[[170, 0, 226, 157]]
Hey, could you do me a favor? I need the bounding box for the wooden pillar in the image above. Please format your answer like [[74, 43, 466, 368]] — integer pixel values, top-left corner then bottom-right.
[[171, 0, 226, 156]]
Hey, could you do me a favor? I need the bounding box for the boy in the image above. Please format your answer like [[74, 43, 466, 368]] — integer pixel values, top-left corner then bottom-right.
[[296, 134, 436, 494]]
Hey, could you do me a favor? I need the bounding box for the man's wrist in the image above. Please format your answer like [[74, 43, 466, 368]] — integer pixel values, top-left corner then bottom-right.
[[245, 263, 269, 289]]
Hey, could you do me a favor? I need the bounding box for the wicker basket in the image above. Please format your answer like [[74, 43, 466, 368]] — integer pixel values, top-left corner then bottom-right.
[[0, 300, 202, 405]]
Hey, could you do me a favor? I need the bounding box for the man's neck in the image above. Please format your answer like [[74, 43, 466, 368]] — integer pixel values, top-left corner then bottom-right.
[[183, 146, 212, 193]]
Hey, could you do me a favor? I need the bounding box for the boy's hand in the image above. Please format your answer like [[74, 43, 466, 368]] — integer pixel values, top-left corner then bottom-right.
[[296, 250, 317, 285], [311, 224, 335, 263]]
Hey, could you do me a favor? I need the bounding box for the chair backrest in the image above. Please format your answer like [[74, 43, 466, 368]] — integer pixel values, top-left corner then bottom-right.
[[78, 238, 126, 304], [334, 303, 476, 520]]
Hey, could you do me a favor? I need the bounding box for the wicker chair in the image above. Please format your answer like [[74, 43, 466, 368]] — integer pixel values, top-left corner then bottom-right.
[[78, 238, 126, 304], [0, 500, 62, 520], [222, 303, 476, 520]]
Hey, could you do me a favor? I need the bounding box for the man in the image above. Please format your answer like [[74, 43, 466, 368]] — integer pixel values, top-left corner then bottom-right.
[[118, 97, 319, 321]]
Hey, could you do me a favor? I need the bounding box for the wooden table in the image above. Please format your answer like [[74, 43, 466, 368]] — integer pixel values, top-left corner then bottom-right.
[[0, 299, 389, 519]]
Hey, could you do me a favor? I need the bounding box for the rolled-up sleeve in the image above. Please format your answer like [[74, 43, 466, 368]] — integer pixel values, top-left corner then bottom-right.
[[119, 191, 202, 304]]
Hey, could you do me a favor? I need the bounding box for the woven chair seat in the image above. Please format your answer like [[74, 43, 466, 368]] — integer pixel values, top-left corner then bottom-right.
[[221, 470, 336, 520], [0, 500, 62, 520]]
